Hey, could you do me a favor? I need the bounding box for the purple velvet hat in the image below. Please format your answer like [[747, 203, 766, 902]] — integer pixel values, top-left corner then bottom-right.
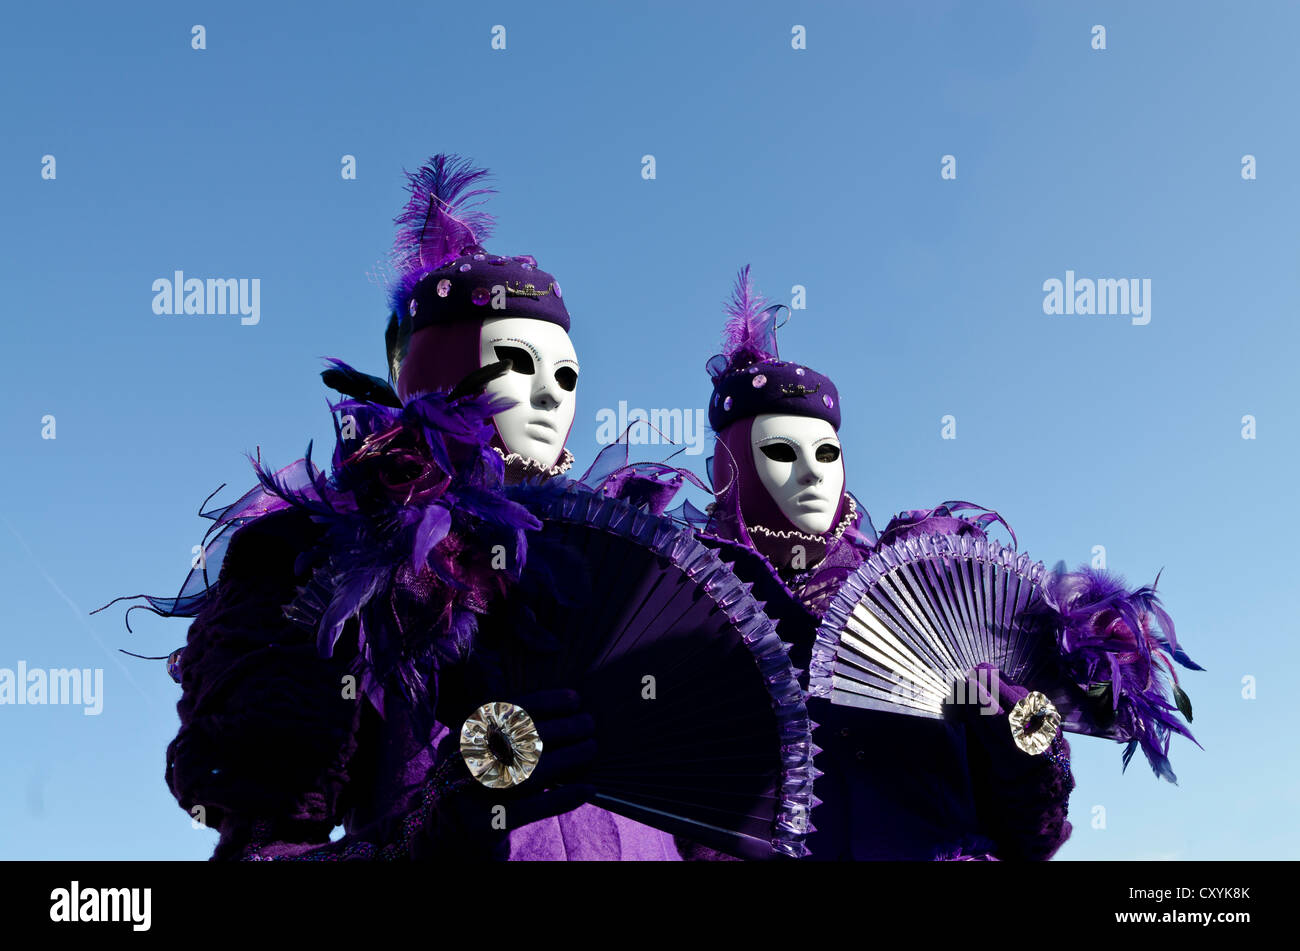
[[386, 155, 570, 340], [706, 266, 840, 432], [404, 247, 569, 334]]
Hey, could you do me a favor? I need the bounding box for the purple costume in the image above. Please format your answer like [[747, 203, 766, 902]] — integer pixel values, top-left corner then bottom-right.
[[684, 267, 1195, 860], [121, 155, 683, 861]]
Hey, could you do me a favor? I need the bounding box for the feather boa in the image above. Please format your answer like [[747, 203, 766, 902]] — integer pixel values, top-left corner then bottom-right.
[[244, 357, 540, 719]]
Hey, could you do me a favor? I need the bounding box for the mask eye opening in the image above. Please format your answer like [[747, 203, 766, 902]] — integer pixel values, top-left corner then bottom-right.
[[493, 345, 535, 375], [758, 442, 798, 463]]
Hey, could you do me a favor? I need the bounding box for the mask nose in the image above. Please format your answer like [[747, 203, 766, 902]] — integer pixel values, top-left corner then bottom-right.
[[796, 455, 823, 486], [532, 374, 563, 411]]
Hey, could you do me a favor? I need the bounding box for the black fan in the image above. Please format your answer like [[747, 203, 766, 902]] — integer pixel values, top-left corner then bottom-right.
[[456, 485, 815, 860]]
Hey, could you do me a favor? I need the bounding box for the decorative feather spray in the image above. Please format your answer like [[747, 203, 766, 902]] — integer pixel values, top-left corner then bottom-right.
[[707, 264, 785, 380], [387, 153, 497, 321], [1043, 566, 1202, 782]]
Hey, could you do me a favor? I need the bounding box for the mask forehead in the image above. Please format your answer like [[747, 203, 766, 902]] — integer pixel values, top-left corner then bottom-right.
[[480, 316, 576, 366], [751, 413, 838, 448]]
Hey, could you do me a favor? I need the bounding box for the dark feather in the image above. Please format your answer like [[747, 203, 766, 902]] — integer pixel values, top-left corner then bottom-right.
[[321, 358, 402, 407], [384, 310, 411, 385], [448, 359, 513, 401]]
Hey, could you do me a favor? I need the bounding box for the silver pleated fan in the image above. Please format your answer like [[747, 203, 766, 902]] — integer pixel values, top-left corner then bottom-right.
[[809, 533, 1097, 735]]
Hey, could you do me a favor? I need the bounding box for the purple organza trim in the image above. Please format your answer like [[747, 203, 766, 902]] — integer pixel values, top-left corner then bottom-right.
[[572, 440, 711, 516], [879, 500, 1018, 550], [90, 457, 312, 630], [523, 484, 816, 859]]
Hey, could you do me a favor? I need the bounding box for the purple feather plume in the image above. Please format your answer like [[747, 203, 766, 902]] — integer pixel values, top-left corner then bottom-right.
[[708, 265, 783, 379], [387, 153, 496, 316]]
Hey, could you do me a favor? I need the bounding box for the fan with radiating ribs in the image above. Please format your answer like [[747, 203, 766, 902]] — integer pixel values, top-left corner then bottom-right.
[[809, 533, 1110, 738], [456, 484, 817, 860]]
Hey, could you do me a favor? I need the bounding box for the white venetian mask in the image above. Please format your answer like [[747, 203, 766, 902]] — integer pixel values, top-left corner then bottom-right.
[[750, 413, 845, 535], [479, 316, 579, 468]]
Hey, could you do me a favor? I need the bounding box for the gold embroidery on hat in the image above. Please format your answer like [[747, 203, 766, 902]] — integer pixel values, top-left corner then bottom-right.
[[504, 280, 553, 299], [778, 381, 822, 398]]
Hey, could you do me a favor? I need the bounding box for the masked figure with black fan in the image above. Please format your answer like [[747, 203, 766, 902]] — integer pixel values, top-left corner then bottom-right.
[[100, 155, 687, 860]]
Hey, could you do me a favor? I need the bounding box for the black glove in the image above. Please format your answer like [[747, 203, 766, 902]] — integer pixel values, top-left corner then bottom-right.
[[945, 666, 1075, 861]]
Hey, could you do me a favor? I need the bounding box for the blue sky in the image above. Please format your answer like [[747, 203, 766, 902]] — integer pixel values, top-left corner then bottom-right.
[[2, 0, 1296, 860]]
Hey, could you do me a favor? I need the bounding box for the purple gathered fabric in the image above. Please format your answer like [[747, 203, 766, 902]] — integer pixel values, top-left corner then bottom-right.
[[506, 805, 682, 861], [877, 501, 1018, 549], [397, 319, 482, 404], [970, 735, 1075, 862]]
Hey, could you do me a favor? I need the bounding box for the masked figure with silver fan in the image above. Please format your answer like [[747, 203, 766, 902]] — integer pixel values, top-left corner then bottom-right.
[[678, 267, 1113, 860]]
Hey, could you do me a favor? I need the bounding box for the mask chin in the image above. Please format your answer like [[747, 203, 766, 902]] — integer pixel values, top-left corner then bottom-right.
[[749, 413, 845, 536], [479, 316, 578, 469], [498, 431, 565, 468], [783, 505, 837, 535]]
